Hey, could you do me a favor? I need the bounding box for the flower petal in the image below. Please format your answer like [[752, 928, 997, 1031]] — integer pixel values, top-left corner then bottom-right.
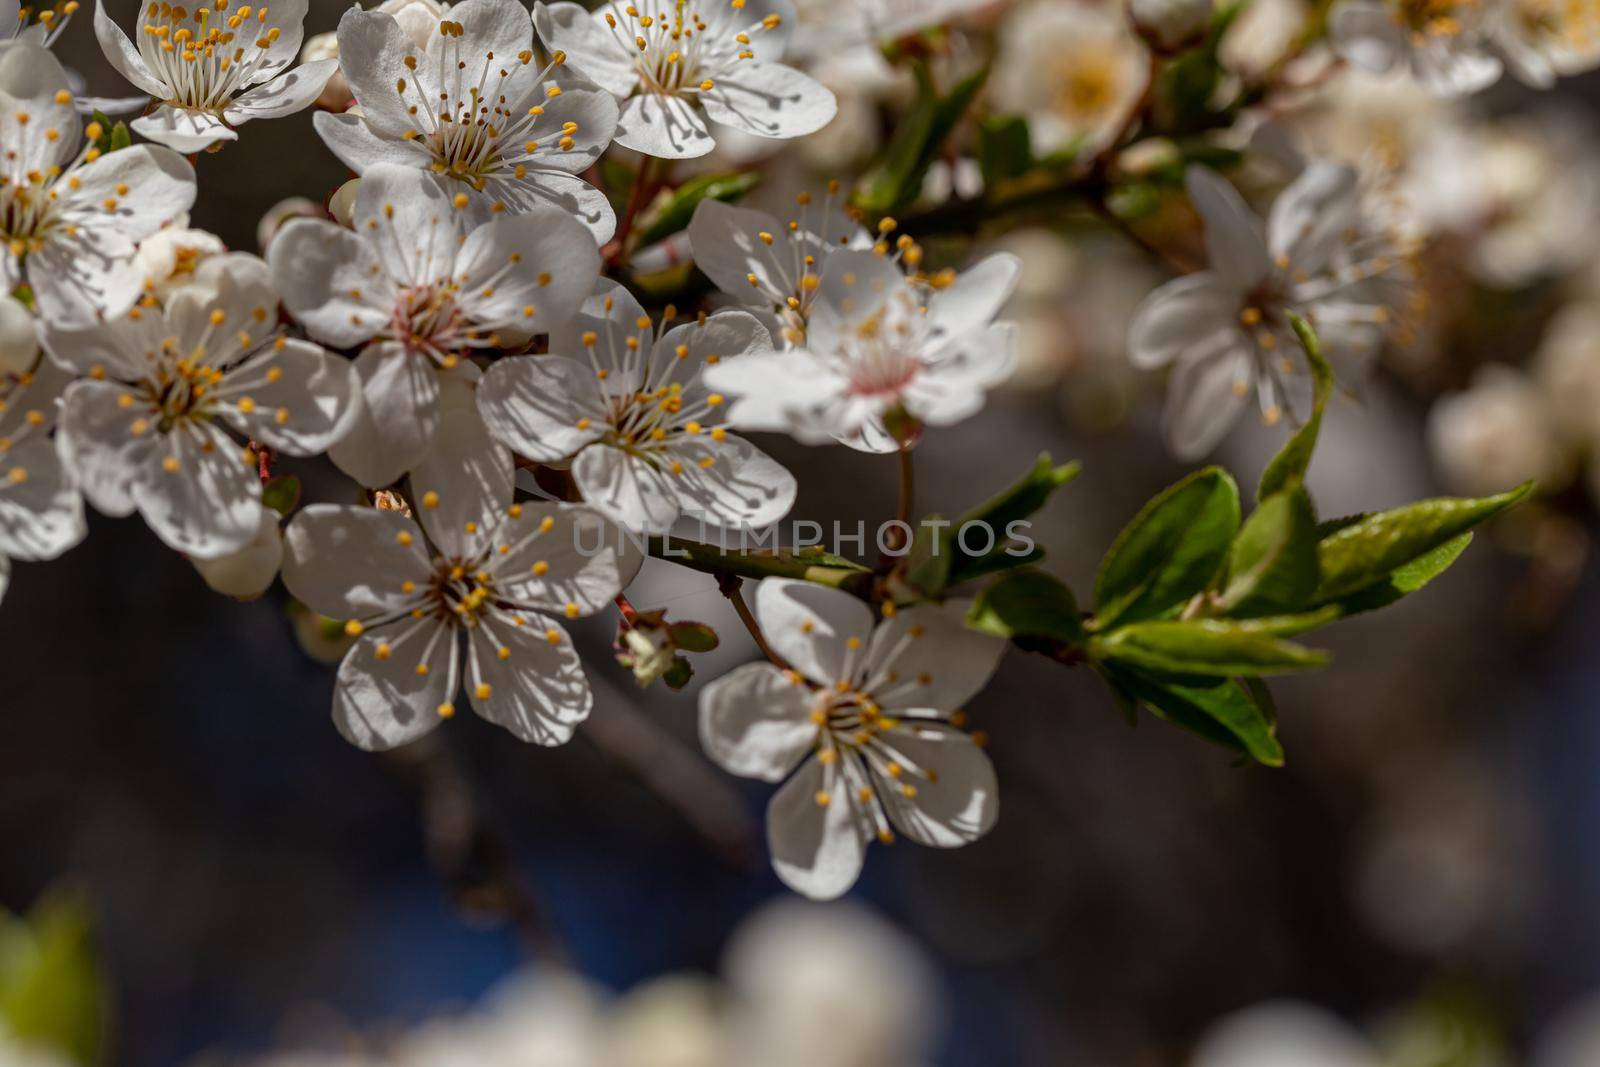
[[328, 343, 441, 487], [1185, 165, 1270, 287], [223, 58, 338, 123], [333, 624, 454, 751], [1327, 0, 1406, 74], [93, 0, 168, 98], [664, 432, 797, 530], [409, 403, 513, 559], [754, 578, 876, 688], [312, 109, 433, 172], [491, 502, 642, 616], [699, 62, 837, 141], [137, 419, 263, 560], [571, 442, 681, 534], [219, 339, 360, 456], [614, 91, 714, 159], [455, 206, 601, 339], [1127, 272, 1239, 370], [476, 354, 609, 462], [533, 2, 639, 97], [876, 724, 999, 848], [1268, 160, 1360, 276], [699, 662, 817, 783], [686, 199, 798, 304], [466, 613, 592, 746], [864, 599, 1006, 712], [131, 105, 238, 153], [1164, 336, 1253, 460], [269, 218, 391, 349], [925, 252, 1021, 341], [0, 436, 84, 562], [351, 163, 462, 287], [335, 5, 433, 136], [281, 504, 433, 621], [56, 379, 161, 518], [768, 755, 871, 900]]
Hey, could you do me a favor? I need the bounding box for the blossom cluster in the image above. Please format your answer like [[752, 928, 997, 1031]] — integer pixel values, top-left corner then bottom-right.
[[0, 0, 1581, 905]]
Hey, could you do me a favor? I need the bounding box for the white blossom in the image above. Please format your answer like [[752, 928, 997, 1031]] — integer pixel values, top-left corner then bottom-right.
[[686, 191, 870, 346], [0, 291, 37, 374], [1534, 300, 1600, 449], [131, 223, 227, 303], [475, 279, 797, 535], [0, 43, 196, 328], [304, 0, 454, 110], [0, 325, 86, 604], [1328, 0, 1503, 95], [43, 254, 359, 559], [1427, 364, 1571, 498], [269, 163, 601, 489], [280, 413, 641, 751], [1486, 0, 1600, 86], [192, 508, 283, 598], [701, 249, 1021, 452], [698, 579, 1005, 899], [1131, 0, 1214, 51], [93, 0, 336, 153], [533, 0, 837, 161], [314, 0, 620, 240], [1128, 164, 1406, 459], [990, 0, 1148, 156]]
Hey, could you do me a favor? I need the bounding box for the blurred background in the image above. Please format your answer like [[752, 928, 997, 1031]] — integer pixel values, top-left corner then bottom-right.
[[3, 1, 1600, 1065]]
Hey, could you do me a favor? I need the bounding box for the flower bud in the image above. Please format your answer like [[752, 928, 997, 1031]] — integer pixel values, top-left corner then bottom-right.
[[618, 625, 679, 688], [1129, 0, 1212, 51], [614, 611, 719, 689], [132, 226, 226, 303], [329, 178, 362, 228], [0, 293, 39, 376], [302, 31, 351, 110], [257, 197, 325, 253]]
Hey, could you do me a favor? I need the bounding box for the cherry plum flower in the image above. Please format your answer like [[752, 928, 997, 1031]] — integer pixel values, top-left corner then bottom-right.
[[0, 43, 196, 327], [475, 280, 797, 535], [94, 0, 337, 152], [281, 411, 640, 751], [701, 248, 1021, 452], [699, 579, 1005, 899], [268, 163, 600, 489], [1127, 164, 1407, 459], [2, 0, 78, 46], [43, 254, 359, 559], [314, 0, 620, 239], [1328, 0, 1503, 95], [533, 0, 837, 160]]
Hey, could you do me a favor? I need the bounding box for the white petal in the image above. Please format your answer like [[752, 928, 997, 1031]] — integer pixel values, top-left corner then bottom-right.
[[220, 340, 360, 456], [533, 2, 639, 96], [864, 599, 1006, 712], [701, 61, 836, 142], [282, 504, 433, 620], [876, 725, 999, 848], [313, 109, 433, 173], [467, 614, 592, 746], [664, 433, 796, 530], [1411, 36, 1502, 94], [333, 625, 453, 750], [807, 248, 910, 348], [1164, 338, 1253, 460], [335, 5, 433, 136], [754, 577, 875, 688], [614, 92, 714, 159], [482, 167, 618, 244], [925, 252, 1021, 340], [0, 436, 84, 562], [223, 58, 337, 123], [903, 321, 1017, 426], [192, 509, 282, 599], [93, 0, 168, 98], [131, 105, 237, 153], [1327, 0, 1406, 74], [768, 755, 871, 900], [491, 502, 642, 615], [455, 207, 601, 337], [572, 442, 681, 534], [476, 355, 608, 461], [351, 164, 462, 286], [268, 218, 390, 348], [1268, 161, 1359, 276], [56, 378, 160, 517], [698, 662, 817, 783], [0, 43, 79, 175], [686, 199, 797, 303], [1127, 272, 1240, 370], [700, 350, 847, 442], [1185, 166, 1270, 287], [409, 404, 513, 559], [137, 419, 263, 560], [328, 343, 441, 487]]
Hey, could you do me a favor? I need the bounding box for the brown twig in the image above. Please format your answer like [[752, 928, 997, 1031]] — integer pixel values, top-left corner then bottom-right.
[[717, 574, 789, 670]]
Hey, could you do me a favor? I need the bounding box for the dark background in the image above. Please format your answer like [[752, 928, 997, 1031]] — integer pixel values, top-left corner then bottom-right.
[[3, 3, 1599, 1064]]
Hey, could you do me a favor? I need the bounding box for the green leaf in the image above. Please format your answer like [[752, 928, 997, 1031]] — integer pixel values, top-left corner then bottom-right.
[[1218, 487, 1319, 616], [667, 621, 719, 653], [977, 114, 1032, 185], [261, 474, 300, 517], [1107, 667, 1285, 766], [1093, 467, 1240, 628], [1322, 532, 1474, 618], [904, 454, 1080, 595], [662, 657, 694, 690], [1314, 483, 1533, 600], [108, 123, 131, 152], [1258, 314, 1333, 502], [966, 569, 1083, 644], [0, 891, 105, 1066], [857, 62, 988, 215], [639, 170, 761, 247], [1092, 618, 1330, 676]]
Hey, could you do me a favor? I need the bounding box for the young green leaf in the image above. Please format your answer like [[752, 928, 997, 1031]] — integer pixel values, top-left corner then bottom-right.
[[0, 891, 106, 1067], [1093, 467, 1241, 628], [856, 62, 988, 215], [1321, 532, 1474, 618], [1218, 487, 1319, 616], [261, 474, 301, 517], [1092, 618, 1330, 676], [1257, 314, 1333, 503], [640, 171, 761, 246], [1314, 482, 1533, 600], [966, 569, 1084, 644], [1106, 667, 1285, 766], [977, 114, 1033, 185]]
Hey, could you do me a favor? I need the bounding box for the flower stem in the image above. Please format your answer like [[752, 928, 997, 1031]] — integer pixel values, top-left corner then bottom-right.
[[717, 574, 788, 670], [649, 536, 875, 596], [604, 154, 658, 267], [886, 446, 915, 554]]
